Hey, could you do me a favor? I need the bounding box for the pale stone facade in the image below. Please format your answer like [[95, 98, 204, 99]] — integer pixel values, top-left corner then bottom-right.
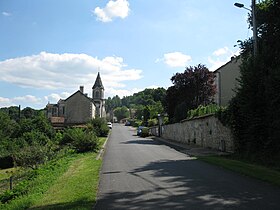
[[214, 57, 241, 106], [46, 73, 106, 126]]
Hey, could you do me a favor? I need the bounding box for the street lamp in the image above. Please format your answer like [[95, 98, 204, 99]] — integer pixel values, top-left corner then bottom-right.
[[234, 0, 257, 57], [157, 114, 163, 137]]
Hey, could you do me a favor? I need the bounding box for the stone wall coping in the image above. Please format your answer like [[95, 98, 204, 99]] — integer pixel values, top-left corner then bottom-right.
[[180, 113, 215, 123]]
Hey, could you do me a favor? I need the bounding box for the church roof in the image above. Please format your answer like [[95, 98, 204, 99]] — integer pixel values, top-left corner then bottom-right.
[[92, 72, 104, 89]]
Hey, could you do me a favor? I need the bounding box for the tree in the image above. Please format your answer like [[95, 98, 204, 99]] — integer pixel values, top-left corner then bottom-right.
[[114, 106, 129, 121], [227, 0, 280, 164], [22, 107, 35, 118], [165, 64, 216, 122]]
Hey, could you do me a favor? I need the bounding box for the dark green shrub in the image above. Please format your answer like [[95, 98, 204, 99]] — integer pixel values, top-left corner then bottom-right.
[[13, 142, 54, 169], [87, 118, 109, 137], [72, 131, 98, 153], [140, 127, 149, 137], [61, 128, 98, 153]]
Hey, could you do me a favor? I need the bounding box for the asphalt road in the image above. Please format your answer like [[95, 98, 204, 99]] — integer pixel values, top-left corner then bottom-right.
[[94, 123, 280, 210]]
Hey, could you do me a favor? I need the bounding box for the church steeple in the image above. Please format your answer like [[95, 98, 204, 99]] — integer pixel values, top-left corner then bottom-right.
[[92, 72, 105, 118], [92, 72, 104, 89]]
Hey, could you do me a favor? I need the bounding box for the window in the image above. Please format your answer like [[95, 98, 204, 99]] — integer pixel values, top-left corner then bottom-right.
[[95, 90, 100, 98]]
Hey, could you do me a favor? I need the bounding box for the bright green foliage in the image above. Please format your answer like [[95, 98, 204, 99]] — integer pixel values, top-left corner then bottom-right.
[[0, 153, 80, 207], [187, 104, 219, 119], [106, 88, 167, 122], [148, 119, 158, 127]]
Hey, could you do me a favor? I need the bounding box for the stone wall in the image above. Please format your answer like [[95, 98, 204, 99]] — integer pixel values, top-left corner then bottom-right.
[[153, 115, 234, 152]]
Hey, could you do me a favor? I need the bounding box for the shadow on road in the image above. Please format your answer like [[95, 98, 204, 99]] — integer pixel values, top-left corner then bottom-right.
[[95, 159, 280, 210], [121, 139, 163, 145]]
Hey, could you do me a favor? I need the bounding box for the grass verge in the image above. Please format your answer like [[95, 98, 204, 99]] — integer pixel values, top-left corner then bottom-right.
[[30, 152, 101, 210], [0, 137, 105, 210], [198, 155, 280, 187]]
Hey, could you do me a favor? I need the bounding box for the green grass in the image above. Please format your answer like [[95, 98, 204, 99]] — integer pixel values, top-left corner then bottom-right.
[[0, 136, 105, 210], [199, 156, 280, 187], [30, 152, 101, 210], [98, 137, 107, 148], [0, 154, 77, 210]]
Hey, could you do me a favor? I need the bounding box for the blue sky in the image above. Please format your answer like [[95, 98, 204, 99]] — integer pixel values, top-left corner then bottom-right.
[[0, 0, 251, 109]]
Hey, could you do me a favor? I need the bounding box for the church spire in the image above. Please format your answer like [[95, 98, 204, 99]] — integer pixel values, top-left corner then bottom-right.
[[92, 72, 104, 89]]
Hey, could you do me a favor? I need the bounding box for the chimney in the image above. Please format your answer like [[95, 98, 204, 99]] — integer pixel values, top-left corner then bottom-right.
[[80, 86, 84, 93]]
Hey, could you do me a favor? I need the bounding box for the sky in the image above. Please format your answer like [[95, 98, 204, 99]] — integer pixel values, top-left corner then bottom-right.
[[0, 0, 252, 109]]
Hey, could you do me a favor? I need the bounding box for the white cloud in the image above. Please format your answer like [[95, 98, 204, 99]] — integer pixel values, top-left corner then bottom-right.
[[0, 95, 43, 108], [106, 87, 143, 98], [208, 47, 240, 71], [0, 52, 142, 91], [2, 12, 12, 17], [0, 97, 15, 108], [44, 92, 71, 103], [13, 95, 42, 104], [213, 47, 229, 56], [158, 52, 192, 68], [93, 0, 130, 22]]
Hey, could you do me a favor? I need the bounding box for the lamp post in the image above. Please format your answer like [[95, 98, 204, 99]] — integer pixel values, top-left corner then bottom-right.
[[234, 0, 257, 57], [157, 114, 163, 137]]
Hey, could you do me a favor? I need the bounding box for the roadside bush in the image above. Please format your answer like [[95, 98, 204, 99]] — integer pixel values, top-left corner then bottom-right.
[[72, 131, 98, 153], [140, 127, 149, 137], [127, 119, 139, 127], [61, 128, 98, 153], [88, 118, 109, 137]]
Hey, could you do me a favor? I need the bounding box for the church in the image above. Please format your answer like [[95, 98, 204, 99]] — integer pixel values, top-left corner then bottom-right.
[[46, 72, 106, 126]]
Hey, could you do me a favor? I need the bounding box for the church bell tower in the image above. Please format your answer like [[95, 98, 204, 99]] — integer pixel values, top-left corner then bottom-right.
[[92, 72, 106, 118]]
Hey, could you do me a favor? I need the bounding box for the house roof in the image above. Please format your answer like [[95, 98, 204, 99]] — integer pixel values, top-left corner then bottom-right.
[[64, 90, 93, 104], [92, 72, 104, 89], [213, 56, 241, 73]]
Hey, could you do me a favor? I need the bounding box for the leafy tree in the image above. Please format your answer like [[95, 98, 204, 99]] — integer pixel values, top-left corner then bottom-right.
[[0, 106, 20, 122], [114, 106, 129, 121], [165, 64, 216, 122], [0, 111, 18, 139], [227, 0, 280, 164], [21, 107, 35, 119]]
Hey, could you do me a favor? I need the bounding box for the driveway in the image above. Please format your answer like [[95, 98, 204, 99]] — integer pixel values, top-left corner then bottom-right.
[[95, 123, 280, 209]]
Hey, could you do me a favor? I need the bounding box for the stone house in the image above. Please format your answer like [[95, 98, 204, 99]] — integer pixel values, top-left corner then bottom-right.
[[214, 57, 241, 106], [46, 72, 106, 126]]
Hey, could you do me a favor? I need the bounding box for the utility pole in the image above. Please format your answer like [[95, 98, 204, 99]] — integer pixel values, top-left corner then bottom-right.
[[252, 0, 257, 57]]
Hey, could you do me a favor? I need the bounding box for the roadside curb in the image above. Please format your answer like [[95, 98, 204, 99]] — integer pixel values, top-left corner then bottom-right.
[[96, 131, 111, 160]]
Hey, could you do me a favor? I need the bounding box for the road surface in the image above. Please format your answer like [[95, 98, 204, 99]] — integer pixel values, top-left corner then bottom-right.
[[95, 123, 280, 209]]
